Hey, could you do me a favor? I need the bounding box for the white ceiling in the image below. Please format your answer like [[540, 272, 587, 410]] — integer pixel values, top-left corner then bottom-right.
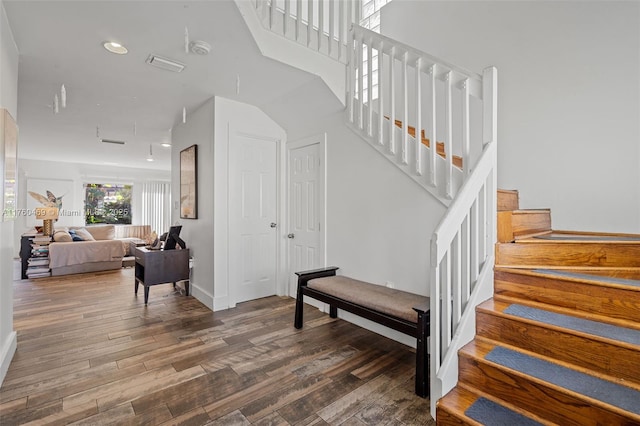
[[4, 0, 323, 171]]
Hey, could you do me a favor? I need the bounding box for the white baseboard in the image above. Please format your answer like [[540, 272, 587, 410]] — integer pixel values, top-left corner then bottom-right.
[[189, 283, 213, 312], [0, 331, 17, 387]]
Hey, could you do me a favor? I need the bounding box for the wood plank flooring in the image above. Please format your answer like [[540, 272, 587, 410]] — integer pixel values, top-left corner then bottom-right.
[[1, 265, 434, 425]]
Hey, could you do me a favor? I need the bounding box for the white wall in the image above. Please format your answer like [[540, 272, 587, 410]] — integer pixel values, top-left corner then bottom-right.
[[170, 96, 286, 312], [0, 0, 18, 386], [171, 98, 215, 310], [382, 0, 640, 233], [287, 112, 445, 346]]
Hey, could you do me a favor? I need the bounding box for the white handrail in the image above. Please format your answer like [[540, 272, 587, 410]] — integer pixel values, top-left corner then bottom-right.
[[429, 66, 497, 417]]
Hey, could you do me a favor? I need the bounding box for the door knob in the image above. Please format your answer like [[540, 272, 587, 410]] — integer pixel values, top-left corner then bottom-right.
[[287, 233, 295, 239], [270, 222, 277, 228]]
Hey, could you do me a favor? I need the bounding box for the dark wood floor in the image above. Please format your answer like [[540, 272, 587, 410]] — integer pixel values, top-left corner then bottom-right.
[[1, 265, 434, 425]]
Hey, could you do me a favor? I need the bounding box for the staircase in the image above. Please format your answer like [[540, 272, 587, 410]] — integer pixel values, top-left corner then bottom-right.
[[436, 189, 640, 425], [238, 0, 499, 418]]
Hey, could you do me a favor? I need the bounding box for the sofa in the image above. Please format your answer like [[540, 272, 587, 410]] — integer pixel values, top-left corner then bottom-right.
[[48, 224, 150, 276]]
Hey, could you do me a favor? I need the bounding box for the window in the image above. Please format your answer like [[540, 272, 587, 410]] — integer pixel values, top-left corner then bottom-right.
[[360, 0, 393, 101], [84, 183, 132, 225]]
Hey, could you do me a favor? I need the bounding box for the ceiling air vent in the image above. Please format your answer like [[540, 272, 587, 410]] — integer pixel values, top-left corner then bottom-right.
[[145, 54, 185, 73], [101, 138, 126, 145]]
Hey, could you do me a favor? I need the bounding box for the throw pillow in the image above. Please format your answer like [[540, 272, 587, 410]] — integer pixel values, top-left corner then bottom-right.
[[74, 228, 96, 241], [53, 229, 73, 242], [69, 229, 84, 242], [86, 225, 115, 240]]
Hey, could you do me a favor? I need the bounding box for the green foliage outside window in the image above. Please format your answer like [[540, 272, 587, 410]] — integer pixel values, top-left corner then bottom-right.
[[84, 184, 132, 225]]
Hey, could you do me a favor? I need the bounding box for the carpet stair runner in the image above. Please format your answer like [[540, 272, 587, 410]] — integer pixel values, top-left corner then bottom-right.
[[436, 189, 640, 425]]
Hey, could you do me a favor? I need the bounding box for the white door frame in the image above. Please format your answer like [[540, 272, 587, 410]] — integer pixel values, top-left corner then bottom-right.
[[227, 127, 287, 307], [286, 133, 327, 297]]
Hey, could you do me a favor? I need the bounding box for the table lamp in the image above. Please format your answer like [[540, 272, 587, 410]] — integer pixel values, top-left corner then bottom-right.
[[35, 207, 59, 236]]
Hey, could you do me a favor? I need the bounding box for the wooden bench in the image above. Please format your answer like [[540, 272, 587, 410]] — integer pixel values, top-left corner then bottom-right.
[[294, 266, 430, 397]]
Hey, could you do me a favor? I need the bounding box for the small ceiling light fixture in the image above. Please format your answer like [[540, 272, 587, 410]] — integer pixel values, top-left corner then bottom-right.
[[147, 144, 154, 162], [183, 107, 187, 124], [160, 142, 172, 148], [103, 41, 128, 55]]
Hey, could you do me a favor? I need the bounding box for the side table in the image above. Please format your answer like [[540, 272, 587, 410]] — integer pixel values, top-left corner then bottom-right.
[[134, 246, 190, 305]]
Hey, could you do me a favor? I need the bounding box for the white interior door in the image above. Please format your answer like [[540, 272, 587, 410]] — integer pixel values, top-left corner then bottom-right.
[[288, 141, 322, 296], [230, 134, 278, 303]]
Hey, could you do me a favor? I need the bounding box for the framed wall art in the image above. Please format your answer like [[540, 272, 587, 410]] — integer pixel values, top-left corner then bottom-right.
[[180, 144, 197, 219], [1, 109, 18, 222]]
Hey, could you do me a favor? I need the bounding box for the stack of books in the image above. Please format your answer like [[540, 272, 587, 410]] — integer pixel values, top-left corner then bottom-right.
[[27, 234, 52, 278]]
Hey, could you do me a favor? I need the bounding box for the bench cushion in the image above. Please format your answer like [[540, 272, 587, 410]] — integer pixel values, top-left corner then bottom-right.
[[307, 276, 429, 323]]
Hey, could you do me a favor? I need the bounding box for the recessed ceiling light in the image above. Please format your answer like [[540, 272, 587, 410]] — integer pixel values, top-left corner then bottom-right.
[[103, 41, 128, 55], [146, 158, 155, 162], [160, 143, 172, 148]]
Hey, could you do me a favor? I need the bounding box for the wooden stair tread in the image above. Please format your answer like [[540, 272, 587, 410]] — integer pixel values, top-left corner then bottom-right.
[[478, 298, 640, 341], [495, 267, 640, 291], [494, 268, 640, 324], [437, 386, 546, 426], [517, 230, 640, 244], [497, 209, 552, 242], [436, 387, 484, 426], [497, 189, 519, 211], [458, 340, 640, 421], [495, 240, 640, 269], [476, 298, 640, 386], [493, 294, 640, 332]]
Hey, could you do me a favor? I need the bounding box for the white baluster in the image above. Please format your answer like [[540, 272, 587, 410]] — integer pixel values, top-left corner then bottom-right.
[[462, 211, 470, 301], [452, 230, 462, 326], [357, 36, 364, 130], [415, 57, 422, 176], [429, 65, 437, 187], [284, 0, 290, 36], [401, 51, 408, 165], [462, 78, 470, 177], [377, 42, 384, 145], [318, 0, 324, 51], [367, 39, 373, 137], [269, 0, 275, 29], [483, 66, 498, 147], [307, 0, 313, 47], [296, 0, 302, 41], [442, 250, 452, 349], [347, 0, 353, 35], [338, 0, 344, 60], [347, 29, 354, 123], [389, 46, 396, 155], [329, 0, 335, 56], [470, 196, 479, 283], [444, 70, 453, 198]]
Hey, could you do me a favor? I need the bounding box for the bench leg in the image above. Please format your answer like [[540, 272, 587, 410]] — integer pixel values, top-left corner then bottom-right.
[[329, 305, 338, 318], [415, 308, 430, 398], [294, 288, 304, 329]]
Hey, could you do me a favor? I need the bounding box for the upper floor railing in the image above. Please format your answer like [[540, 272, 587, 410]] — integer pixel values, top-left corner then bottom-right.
[[254, 0, 361, 63]]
